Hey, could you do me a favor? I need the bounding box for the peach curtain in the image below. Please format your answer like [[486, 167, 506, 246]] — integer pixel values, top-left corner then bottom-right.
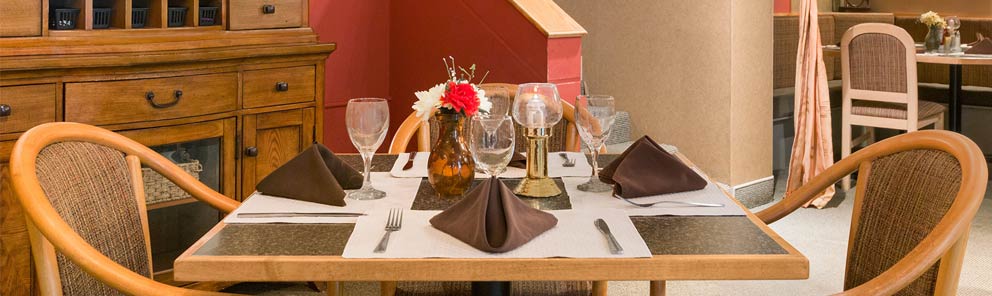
[[786, 0, 835, 208]]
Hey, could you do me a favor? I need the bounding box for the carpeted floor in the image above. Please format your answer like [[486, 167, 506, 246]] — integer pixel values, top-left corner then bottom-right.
[[231, 178, 992, 295]]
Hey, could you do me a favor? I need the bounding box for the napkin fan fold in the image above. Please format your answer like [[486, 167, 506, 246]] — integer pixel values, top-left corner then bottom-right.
[[256, 143, 363, 206], [965, 38, 992, 55], [430, 177, 557, 253], [599, 136, 706, 198]]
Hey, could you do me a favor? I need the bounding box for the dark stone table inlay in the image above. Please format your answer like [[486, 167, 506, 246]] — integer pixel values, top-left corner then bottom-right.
[[194, 224, 355, 256], [411, 177, 572, 211], [631, 216, 787, 255]]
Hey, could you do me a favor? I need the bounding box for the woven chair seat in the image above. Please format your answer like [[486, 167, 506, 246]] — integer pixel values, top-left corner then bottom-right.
[[851, 100, 946, 120], [395, 281, 591, 296]]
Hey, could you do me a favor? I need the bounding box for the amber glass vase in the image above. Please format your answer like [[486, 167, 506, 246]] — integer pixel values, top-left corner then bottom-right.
[[428, 110, 476, 197]]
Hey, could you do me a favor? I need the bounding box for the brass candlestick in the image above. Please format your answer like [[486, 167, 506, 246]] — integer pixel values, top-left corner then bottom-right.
[[514, 127, 561, 197]]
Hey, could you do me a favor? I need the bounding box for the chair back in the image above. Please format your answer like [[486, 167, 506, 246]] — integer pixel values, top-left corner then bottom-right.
[[757, 130, 986, 295], [841, 23, 920, 124], [389, 83, 580, 153], [10, 122, 238, 296]]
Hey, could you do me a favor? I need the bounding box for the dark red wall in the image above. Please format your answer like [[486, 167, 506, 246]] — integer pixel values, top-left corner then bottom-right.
[[311, 0, 582, 152], [310, 0, 391, 152]]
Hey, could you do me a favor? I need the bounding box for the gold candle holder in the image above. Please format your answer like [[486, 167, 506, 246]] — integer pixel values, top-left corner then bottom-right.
[[514, 127, 562, 197]]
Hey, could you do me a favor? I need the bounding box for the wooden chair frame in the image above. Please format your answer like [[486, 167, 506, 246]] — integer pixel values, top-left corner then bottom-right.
[[10, 122, 241, 296], [840, 23, 945, 190], [388, 83, 583, 153], [757, 130, 987, 295]]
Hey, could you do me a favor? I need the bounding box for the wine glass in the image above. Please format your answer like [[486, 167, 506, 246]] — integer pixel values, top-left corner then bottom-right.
[[470, 114, 514, 177], [346, 98, 389, 200], [480, 85, 512, 117], [575, 95, 616, 192]]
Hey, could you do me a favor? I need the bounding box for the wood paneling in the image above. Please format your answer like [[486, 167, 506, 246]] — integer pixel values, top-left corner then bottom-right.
[[0, 84, 57, 135], [229, 0, 303, 30], [0, 0, 42, 37], [0, 165, 33, 296], [64, 73, 238, 126], [243, 66, 315, 108]]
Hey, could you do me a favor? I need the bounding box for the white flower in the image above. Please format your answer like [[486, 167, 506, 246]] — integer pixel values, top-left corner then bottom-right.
[[475, 86, 492, 114], [413, 83, 445, 121]]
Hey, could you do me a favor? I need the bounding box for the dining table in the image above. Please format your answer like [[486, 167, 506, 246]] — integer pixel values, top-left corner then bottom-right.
[[822, 44, 992, 133], [173, 152, 809, 296]]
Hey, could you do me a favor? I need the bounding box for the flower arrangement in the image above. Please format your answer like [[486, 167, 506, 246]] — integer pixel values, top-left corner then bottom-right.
[[413, 57, 492, 121], [919, 11, 946, 28]]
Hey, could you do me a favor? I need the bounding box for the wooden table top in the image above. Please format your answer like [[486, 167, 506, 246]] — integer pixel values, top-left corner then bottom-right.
[[174, 154, 808, 282], [822, 45, 992, 65]]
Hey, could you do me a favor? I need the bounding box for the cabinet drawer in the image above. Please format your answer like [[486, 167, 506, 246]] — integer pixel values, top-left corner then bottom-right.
[[243, 66, 315, 108], [0, 1, 41, 37], [0, 84, 57, 135], [229, 0, 303, 30], [65, 73, 238, 126]]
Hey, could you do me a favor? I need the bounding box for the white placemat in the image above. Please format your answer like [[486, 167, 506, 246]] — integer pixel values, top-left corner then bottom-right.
[[390, 152, 593, 179], [565, 176, 746, 217], [342, 209, 651, 259], [224, 173, 421, 224]]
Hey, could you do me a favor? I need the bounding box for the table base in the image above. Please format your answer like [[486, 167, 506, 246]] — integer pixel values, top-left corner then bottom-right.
[[472, 282, 511, 296]]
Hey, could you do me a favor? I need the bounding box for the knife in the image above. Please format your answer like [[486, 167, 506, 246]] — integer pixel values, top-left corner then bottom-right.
[[594, 218, 624, 255], [402, 151, 417, 170], [237, 212, 366, 218]]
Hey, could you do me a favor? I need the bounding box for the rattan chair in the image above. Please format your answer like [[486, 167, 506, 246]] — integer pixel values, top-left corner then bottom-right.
[[10, 122, 242, 296], [388, 83, 582, 153], [757, 130, 987, 295], [840, 23, 946, 191]]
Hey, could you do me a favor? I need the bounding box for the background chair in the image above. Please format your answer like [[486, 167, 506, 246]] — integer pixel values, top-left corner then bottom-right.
[[757, 130, 986, 295], [389, 83, 582, 153], [840, 23, 946, 190], [10, 122, 243, 296]]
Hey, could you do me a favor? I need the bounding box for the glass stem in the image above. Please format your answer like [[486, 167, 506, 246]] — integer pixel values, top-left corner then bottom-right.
[[362, 151, 373, 189], [590, 143, 601, 178]]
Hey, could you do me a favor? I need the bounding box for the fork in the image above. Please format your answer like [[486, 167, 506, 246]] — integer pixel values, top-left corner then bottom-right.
[[614, 194, 724, 208], [558, 152, 576, 167], [373, 208, 403, 253]]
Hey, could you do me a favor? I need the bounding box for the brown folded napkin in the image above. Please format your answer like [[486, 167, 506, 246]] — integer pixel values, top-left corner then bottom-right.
[[965, 38, 992, 54], [430, 177, 557, 253], [507, 152, 526, 169], [599, 136, 706, 198], [255, 143, 363, 206]]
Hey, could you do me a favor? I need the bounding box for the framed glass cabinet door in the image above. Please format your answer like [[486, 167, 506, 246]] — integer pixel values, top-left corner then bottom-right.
[[116, 118, 236, 278]]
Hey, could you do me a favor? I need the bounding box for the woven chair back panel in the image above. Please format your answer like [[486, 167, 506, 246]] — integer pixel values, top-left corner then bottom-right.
[[848, 33, 909, 93], [429, 118, 568, 153], [845, 149, 962, 295], [35, 142, 151, 296]]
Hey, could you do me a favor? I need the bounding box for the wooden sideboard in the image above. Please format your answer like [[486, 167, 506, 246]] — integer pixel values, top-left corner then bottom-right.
[[0, 0, 334, 294]]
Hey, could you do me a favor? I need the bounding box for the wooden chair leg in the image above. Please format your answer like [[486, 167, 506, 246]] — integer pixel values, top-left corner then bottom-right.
[[935, 113, 945, 130], [592, 281, 608, 296], [326, 282, 342, 296], [649, 281, 666, 296], [841, 122, 852, 191], [380, 281, 397, 296]]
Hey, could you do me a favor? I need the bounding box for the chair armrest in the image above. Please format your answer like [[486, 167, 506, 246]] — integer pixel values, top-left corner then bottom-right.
[[140, 151, 239, 214], [755, 152, 861, 224]]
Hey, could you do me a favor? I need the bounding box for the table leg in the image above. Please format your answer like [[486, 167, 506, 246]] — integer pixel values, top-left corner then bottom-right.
[[471, 281, 511, 296], [592, 281, 608, 296], [650, 280, 666, 296], [948, 64, 963, 132], [380, 281, 397, 296], [325, 282, 342, 296]]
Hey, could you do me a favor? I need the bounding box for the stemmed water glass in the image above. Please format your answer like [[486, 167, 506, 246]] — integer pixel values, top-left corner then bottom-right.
[[575, 95, 616, 192], [346, 98, 389, 200], [470, 114, 514, 177], [480, 85, 512, 116]]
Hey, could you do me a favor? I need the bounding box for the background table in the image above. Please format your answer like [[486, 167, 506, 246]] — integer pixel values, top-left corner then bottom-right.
[[174, 154, 808, 295]]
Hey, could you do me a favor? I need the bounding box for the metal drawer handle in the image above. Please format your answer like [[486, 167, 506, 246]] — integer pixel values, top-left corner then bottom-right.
[[0, 104, 11, 117], [262, 4, 276, 14], [276, 82, 289, 92], [145, 90, 182, 108], [245, 146, 259, 157]]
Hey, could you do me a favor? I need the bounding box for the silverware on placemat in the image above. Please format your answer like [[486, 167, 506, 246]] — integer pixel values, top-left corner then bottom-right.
[[374, 208, 403, 253], [236, 212, 366, 218], [594, 218, 623, 255], [402, 152, 417, 170], [558, 152, 576, 167], [613, 194, 724, 208]]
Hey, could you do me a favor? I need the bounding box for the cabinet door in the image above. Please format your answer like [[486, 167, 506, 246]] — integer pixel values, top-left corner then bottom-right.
[[241, 108, 315, 199]]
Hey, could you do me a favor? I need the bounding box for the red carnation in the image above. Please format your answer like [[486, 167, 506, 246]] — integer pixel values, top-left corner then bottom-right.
[[441, 82, 481, 116]]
